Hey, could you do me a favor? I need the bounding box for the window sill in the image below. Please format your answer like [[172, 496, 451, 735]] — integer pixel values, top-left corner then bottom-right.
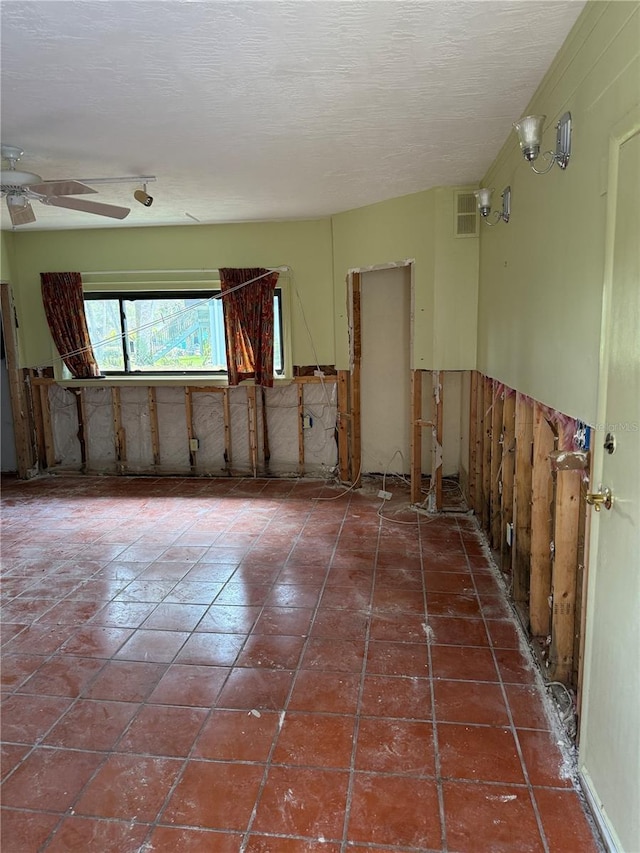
[[56, 376, 292, 389]]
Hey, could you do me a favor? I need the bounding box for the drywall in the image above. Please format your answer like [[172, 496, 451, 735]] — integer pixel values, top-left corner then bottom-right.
[[477, 1, 640, 424], [7, 218, 334, 371], [1, 231, 15, 283], [332, 186, 479, 372]]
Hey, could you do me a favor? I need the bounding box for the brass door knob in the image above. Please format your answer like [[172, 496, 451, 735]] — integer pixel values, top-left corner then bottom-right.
[[586, 487, 613, 511]]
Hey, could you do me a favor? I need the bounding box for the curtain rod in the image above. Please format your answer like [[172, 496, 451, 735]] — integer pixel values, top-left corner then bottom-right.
[[80, 266, 290, 276]]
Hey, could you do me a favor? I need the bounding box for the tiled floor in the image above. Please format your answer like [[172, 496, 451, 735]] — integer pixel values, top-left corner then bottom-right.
[[0, 475, 602, 852]]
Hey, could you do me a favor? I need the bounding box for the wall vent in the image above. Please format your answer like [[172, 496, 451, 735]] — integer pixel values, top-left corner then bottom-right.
[[454, 190, 479, 238]]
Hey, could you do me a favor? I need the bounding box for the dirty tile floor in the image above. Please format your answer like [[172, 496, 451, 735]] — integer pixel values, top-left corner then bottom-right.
[[1, 475, 602, 852]]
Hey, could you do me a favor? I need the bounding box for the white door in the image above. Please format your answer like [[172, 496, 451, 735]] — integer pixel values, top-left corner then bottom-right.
[[580, 119, 640, 851]]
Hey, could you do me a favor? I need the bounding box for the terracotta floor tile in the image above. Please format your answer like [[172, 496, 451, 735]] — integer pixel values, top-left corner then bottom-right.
[[117, 704, 208, 756], [424, 571, 474, 594], [366, 641, 429, 677], [114, 580, 178, 603], [74, 753, 182, 821], [287, 670, 360, 715], [195, 604, 261, 633], [371, 587, 425, 614], [265, 584, 321, 608], [215, 582, 273, 606], [0, 693, 72, 743], [19, 655, 105, 697], [348, 772, 441, 848], [236, 634, 306, 669], [83, 660, 167, 702], [534, 788, 602, 852], [89, 600, 158, 627], [44, 817, 149, 853], [272, 712, 355, 768], [430, 644, 498, 682], [424, 615, 490, 646], [147, 826, 243, 852], [148, 663, 230, 706], [494, 647, 538, 684], [443, 781, 544, 853], [356, 717, 435, 776], [0, 809, 60, 853], [161, 760, 264, 830], [141, 602, 208, 631], [517, 728, 574, 787], [174, 631, 245, 666], [438, 723, 525, 784], [505, 683, 553, 730], [194, 708, 281, 761], [0, 652, 45, 691], [310, 608, 369, 640], [360, 674, 431, 719], [434, 679, 510, 726], [1, 743, 29, 780], [36, 599, 103, 625], [368, 611, 429, 642], [1, 747, 103, 812], [216, 667, 294, 710], [60, 625, 133, 657], [245, 838, 341, 852], [480, 594, 514, 620], [302, 638, 366, 672], [252, 765, 349, 839], [114, 628, 190, 662], [319, 585, 372, 611], [163, 580, 225, 604], [486, 618, 522, 648], [427, 591, 482, 618], [43, 698, 139, 750], [252, 606, 314, 636]]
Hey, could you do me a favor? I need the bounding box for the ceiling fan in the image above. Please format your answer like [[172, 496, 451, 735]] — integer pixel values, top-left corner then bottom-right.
[[0, 145, 131, 226]]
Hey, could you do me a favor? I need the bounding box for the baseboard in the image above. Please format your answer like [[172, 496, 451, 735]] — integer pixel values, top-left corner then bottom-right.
[[579, 769, 622, 853]]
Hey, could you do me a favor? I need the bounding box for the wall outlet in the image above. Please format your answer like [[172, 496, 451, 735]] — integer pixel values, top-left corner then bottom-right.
[[378, 489, 392, 500], [506, 522, 514, 546], [302, 414, 313, 430], [189, 438, 200, 452]]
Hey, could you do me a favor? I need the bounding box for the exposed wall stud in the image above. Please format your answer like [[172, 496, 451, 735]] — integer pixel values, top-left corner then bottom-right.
[[490, 383, 504, 549], [297, 383, 305, 475], [111, 387, 126, 474], [185, 388, 196, 473], [433, 370, 443, 511], [513, 393, 534, 610], [411, 370, 422, 504], [337, 370, 350, 482], [530, 403, 556, 637], [247, 385, 258, 477], [74, 388, 88, 473], [500, 391, 516, 574], [147, 387, 161, 468], [223, 388, 232, 473], [474, 374, 484, 518], [481, 376, 493, 531], [468, 371, 478, 508], [350, 272, 362, 487]]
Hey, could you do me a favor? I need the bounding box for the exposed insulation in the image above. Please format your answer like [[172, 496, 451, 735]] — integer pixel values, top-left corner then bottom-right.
[[120, 387, 155, 472], [192, 392, 227, 474], [50, 384, 81, 468], [84, 387, 116, 471], [156, 386, 190, 472]]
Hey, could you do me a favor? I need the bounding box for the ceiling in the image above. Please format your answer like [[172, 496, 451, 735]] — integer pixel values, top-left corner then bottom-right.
[[0, 0, 585, 232]]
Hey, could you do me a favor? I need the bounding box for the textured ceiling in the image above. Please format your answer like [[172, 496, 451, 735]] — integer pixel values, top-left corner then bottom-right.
[[0, 0, 585, 231]]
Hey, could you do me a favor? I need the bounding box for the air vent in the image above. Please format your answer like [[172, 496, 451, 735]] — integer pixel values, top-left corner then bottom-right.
[[454, 191, 478, 238]]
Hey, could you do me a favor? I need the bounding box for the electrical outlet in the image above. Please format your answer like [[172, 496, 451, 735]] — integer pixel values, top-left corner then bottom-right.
[[506, 522, 514, 546], [189, 438, 200, 452], [302, 414, 313, 430], [378, 489, 392, 500]]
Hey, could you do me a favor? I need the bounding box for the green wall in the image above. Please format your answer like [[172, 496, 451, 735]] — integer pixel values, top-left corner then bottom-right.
[[7, 218, 334, 369], [1, 231, 15, 283], [477, 1, 640, 423], [331, 186, 479, 371]]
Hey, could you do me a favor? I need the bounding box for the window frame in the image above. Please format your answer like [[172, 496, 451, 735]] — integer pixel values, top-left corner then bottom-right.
[[83, 288, 285, 378]]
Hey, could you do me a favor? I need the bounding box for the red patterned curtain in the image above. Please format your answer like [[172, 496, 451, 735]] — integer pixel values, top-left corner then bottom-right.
[[220, 268, 279, 387], [40, 272, 101, 378]]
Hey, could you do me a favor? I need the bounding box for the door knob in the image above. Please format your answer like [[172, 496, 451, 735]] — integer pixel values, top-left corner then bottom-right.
[[586, 487, 613, 512]]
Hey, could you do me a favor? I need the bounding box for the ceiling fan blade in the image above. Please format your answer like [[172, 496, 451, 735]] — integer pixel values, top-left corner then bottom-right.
[[8, 198, 36, 226], [29, 180, 97, 197], [46, 196, 130, 219]]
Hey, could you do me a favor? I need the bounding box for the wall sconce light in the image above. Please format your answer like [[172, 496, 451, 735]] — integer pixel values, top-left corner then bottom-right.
[[513, 112, 572, 174], [474, 186, 511, 225], [134, 184, 153, 207]]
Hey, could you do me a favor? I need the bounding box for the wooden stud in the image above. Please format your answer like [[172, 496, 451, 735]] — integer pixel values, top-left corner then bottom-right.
[[513, 393, 534, 610], [297, 382, 305, 475], [261, 387, 270, 472], [481, 376, 492, 531], [74, 388, 88, 473], [547, 468, 582, 683], [351, 272, 362, 487], [473, 374, 484, 518], [0, 283, 35, 478], [223, 388, 232, 473], [247, 385, 258, 477], [529, 403, 555, 637], [500, 391, 516, 574], [111, 387, 126, 474], [411, 370, 422, 504], [147, 387, 161, 467], [28, 370, 46, 466], [39, 383, 56, 469], [433, 370, 443, 512], [490, 383, 504, 549], [185, 388, 196, 473], [468, 371, 478, 509], [337, 370, 350, 482]]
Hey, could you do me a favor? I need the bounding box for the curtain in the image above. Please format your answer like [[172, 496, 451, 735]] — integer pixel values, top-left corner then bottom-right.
[[220, 267, 279, 387], [40, 272, 101, 378]]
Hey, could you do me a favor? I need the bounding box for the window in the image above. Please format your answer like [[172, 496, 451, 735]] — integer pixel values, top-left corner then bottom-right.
[[84, 290, 284, 376]]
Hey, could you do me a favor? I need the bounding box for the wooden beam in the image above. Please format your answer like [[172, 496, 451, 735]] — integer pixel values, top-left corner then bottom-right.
[[147, 387, 161, 468], [513, 393, 534, 610], [185, 387, 196, 473], [481, 375, 492, 531], [529, 404, 555, 637], [350, 272, 362, 487], [261, 387, 270, 473], [223, 388, 232, 473], [337, 370, 350, 482], [297, 382, 305, 475], [247, 385, 258, 477], [28, 370, 46, 466], [74, 389, 88, 473], [111, 387, 126, 474], [500, 392, 516, 574], [474, 374, 484, 518], [411, 370, 422, 504], [39, 383, 56, 469], [468, 371, 478, 509], [433, 370, 443, 511], [0, 283, 35, 478], [490, 383, 504, 548]]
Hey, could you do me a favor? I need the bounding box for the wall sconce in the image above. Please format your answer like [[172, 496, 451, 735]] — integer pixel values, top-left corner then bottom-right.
[[474, 186, 511, 225], [134, 184, 153, 207], [513, 112, 572, 174]]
